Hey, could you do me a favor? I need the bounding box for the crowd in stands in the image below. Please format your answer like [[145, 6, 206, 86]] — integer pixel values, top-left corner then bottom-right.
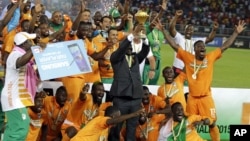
[[0, 0, 247, 141], [129, 0, 250, 29], [2, 0, 246, 30]]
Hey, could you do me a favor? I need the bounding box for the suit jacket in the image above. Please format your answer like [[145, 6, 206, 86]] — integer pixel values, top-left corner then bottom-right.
[[109, 38, 149, 99]]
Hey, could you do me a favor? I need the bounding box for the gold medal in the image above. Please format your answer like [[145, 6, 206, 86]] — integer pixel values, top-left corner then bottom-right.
[[192, 74, 197, 79]]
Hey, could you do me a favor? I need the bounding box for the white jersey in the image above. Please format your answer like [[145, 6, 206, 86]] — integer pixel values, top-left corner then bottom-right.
[[1, 51, 34, 111], [131, 39, 153, 78], [173, 32, 206, 69]]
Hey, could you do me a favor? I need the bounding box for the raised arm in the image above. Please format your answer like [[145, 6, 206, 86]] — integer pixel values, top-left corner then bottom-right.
[[71, 0, 85, 32], [48, 19, 68, 41], [79, 83, 89, 101], [154, 19, 179, 52], [90, 41, 113, 61], [110, 24, 144, 63], [16, 41, 47, 68], [220, 20, 246, 53], [169, 10, 183, 38], [123, 0, 130, 15], [151, 0, 168, 24], [29, 4, 42, 33], [205, 21, 219, 43], [0, 3, 20, 32]]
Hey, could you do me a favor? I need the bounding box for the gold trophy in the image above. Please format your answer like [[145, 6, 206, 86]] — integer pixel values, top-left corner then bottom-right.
[[135, 10, 149, 39]]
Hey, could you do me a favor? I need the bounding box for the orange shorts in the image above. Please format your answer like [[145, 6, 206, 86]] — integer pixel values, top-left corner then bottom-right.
[[186, 95, 217, 120]]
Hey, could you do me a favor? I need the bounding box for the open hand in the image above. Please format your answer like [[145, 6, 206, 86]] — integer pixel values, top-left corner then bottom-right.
[[161, 0, 168, 11], [213, 21, 219, 30], [175, 10, 183, 17], [235, 20, 246, 34]]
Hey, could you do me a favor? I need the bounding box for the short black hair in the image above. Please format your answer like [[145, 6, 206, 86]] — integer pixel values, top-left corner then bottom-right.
[[193, 40, 204, 48], [56, 86, 67, 96], [79, 21, 92, 27], [39, 15, 50, 25], [100, 16, 112, 23], [171, 102, 182, 112], [21, 19, 30, 27], [91, 81, 103, 92], [142, 86, 149, 91], [105, 106, 120, 117], [162, 66, 172, 74], [107, 27, 117, 35]]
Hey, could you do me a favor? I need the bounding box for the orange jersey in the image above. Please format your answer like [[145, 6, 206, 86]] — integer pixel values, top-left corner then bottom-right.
[[157, 72, 187, 110], [61, 94, 111, 141], [177, 48, 221, 97], [144, 95, 166, 113], [99, 42, 119, 78], [117, 31, 125, 41], [16, 11, 32, 32], [2, 26, 16, 53], [83, 37, 103, 83], [40, 37, 50, 44], [61, 94, 94, 132], [43, 96, 71, 141], [63, 14, 73, 33], [136, 95, 166, 141], [98, 102, 112, 116], [136, 114, 165, 141], [70, 116, 110, 141], [62, 94, 110, 131], [21, 11, 32, 21], [26, 108, 46, 141]]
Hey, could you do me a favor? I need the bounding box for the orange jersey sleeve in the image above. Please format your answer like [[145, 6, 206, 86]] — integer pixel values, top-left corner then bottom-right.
[[21, 11, 32, 21], [40, 37, 50, 44], [150, 95, 166, 109], [117, 31, 125, 41], [84, 39, 95, 56], [83, 38, 103, 82], [63, 14, 73, 33], [99, 42, 119, 78], [98, 102, 113, 116], [43, 96, 71, 138], [64, 33, 78, 41], [2, 27, 16, 53]]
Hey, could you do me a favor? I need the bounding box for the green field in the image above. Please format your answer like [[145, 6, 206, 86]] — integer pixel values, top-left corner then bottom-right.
[[158, 45, 250, 89]]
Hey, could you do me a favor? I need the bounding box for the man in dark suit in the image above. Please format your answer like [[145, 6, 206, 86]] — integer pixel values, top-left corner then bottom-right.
[[108, 24, 150, 141]]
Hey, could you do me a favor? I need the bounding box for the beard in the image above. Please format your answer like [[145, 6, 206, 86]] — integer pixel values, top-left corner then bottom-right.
[[93, 96, 102, 106]]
